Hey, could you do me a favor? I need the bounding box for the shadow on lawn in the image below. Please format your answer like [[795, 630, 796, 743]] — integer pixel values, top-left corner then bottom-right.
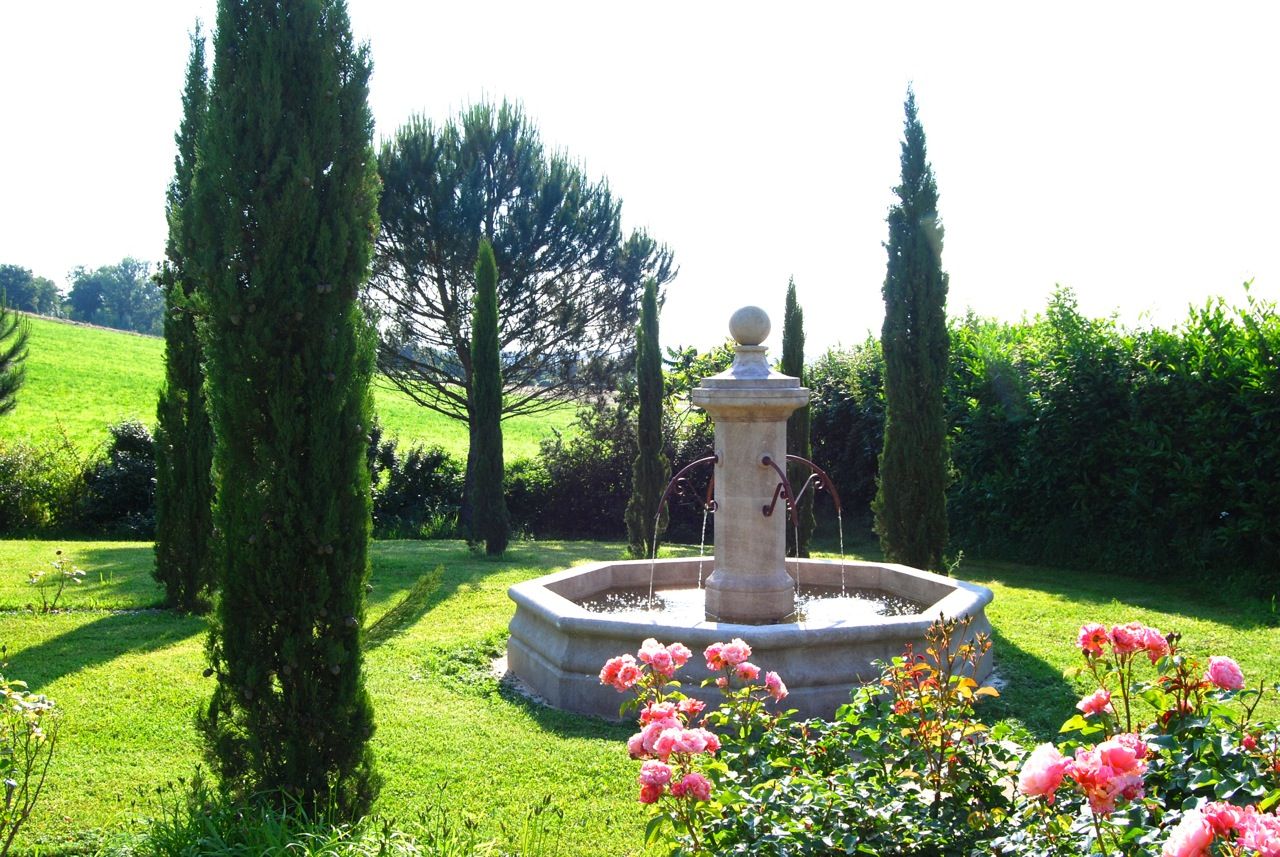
[[965, 556, 1278, 631], [8, 610, 204, 692], [980, 627, 1077, 741]]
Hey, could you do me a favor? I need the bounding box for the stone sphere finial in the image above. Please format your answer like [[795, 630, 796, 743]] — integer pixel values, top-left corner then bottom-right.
[[729, 306, 770, 346]]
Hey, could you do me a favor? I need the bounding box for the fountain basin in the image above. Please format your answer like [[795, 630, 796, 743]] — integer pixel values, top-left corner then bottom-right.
[[507, 557, 994, 720]]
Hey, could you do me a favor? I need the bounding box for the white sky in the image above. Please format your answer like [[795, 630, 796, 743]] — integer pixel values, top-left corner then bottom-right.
[[2, 2, 1277, 358]]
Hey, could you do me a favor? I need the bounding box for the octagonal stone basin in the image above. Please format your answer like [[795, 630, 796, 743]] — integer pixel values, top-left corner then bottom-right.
[[507, 557, 994, 720]]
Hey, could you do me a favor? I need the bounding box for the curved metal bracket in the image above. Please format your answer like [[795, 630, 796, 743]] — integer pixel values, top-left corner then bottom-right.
[[760, 455, 800, 528], [785, 454, 843, 516]]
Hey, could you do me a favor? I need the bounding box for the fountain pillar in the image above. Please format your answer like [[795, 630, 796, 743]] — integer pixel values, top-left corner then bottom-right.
[[692, 307, 809, 624]]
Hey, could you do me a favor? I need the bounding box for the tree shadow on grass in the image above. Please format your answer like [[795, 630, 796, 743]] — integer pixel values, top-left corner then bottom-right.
[[965, 556, 1279, 631], [7, 609, 204, 692], [979, 627, 1078, 741]]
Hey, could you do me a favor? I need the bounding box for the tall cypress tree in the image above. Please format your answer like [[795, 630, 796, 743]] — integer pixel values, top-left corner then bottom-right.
[[624, 279, 669, 558], [154, 23, 215, 612], [0, 299, 28, 418], [873, 88, 951, 573], [781, 277, 814, 558], [469, 240, 509, 556], [194, 0, 380, 814]]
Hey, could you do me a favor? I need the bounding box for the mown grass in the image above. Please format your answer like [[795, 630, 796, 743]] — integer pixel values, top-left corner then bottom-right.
[[2, 538, 1277, 855], [0, 315, 575, 459]]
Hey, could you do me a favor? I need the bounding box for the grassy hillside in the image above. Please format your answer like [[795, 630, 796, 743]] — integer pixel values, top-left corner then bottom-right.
[[0, 315, 574, 459]]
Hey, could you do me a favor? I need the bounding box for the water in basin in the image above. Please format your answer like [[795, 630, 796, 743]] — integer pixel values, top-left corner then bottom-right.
[[577, 585, 924, 625]]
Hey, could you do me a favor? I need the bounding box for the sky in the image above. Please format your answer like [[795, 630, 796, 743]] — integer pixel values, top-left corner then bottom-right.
[[2, 2, 1278, 358]]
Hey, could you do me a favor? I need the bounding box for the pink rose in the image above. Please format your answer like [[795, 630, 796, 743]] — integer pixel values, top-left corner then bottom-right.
[[721, 638, 752, 666], [1202, 801, 1245, 836], [668, 642, 692, 668], [640, 720, 677, 756], [1067, 741, 1147, 816], [677, 772, 712, 801], [1078, 623, 1109, 657], [1142, 626, 1170, 664], [1077, 688, 1113, 717], [638, 782, 664, 804], [1239, 806, 1280, 856], [1243, 733, 1259, 751], [678, 698, 705, 718], [1114, 732, 1150, 762], [627, 732, 646, 759], [1017, 743, 1068, 803], [765, 671, 788, 701], [600, 655, 640, 692], [735, 662, 760, 682], [652, 727, 683, 760], [638, 760, 673, 787], [1098, 735, 1146, 774], [704, 643, 726, 671], [640, 701, 677, 725], [1206, 656, 1245, 691], [671, 728, 708, 755], [1109, 622, 1146, 656], [649, 649, 675, 677], [638, 638, 663, 664], [715, 676, 728, 689], [1161, 809, 1214, 857], [691, 727, 720, 754]]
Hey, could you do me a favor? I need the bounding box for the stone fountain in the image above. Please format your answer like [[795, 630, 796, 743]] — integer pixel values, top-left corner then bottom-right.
[[506, 306, 993, 719]]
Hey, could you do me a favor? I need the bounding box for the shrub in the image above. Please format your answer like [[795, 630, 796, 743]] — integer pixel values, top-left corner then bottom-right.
[[78, 419, 156, 537], [367, 423, 464, 540], [0, 437, 84, 535]]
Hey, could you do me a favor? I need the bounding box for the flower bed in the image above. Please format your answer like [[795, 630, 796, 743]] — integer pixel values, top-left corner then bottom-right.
[[603, 616, 1280, 855]]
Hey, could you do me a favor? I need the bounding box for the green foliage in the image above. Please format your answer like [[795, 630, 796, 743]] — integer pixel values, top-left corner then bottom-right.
[[624, 279, 670, 558], [66, 258, 164, 335], [79, 419, 156, 538], [780, 278, 814, 557], [367, 424, 464, 539], [807, 339, 884, 532], [468, 241, 509, 556], [154, 23, 214, 614], [369, 98, 675, 430], [0, 265, 60, 316], [0, 652, 59, 856], [193, 0, 381, 816], [874, 88, 951, 573], [0, 298, 29, 419], [0, 437, 85, 535]]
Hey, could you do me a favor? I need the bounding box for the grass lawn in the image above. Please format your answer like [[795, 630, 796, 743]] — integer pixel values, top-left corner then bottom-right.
[[0, 315, 575, 459], [2, 538, 1277, 855]]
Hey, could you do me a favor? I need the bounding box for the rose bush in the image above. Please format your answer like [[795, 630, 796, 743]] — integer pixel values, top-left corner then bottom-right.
[[605, 617, 1280, 856]]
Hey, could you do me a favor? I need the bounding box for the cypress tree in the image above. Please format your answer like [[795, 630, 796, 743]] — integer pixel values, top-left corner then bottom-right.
[[193, 0, 380, 814], [469, 240, 509, 556], [154, 24, 215, 612], [873, 88, 951, 573], [624, 279, 669, 558], [781, 277, 815, 558], [0, 298, 28, 418]]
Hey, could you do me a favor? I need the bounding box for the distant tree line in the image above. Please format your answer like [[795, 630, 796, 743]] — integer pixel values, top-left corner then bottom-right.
[[0, 259, 165, 335]]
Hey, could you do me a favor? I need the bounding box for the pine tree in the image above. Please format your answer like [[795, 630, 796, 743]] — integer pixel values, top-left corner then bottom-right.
[[873, 88, 951, 573], [193, 0, 381, 815], [154, 23, 215, 613], [624, 279, 669, 558], [468, 240, 509, 556], [781, 278, 815, 558], [0, 298, 28, 417]]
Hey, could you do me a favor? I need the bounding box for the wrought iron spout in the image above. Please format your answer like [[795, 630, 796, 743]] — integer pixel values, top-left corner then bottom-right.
[[655, 454, 719, 523], [785, 454, 843, 516], [760, 455, 800, 527]]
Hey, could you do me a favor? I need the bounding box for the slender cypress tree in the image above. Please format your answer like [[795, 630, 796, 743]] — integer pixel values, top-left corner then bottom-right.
[[154, 24, 215, 612], [193, 0, 381, 815], [0, 299, 28, 417], [781, 277, 815, 558], [624, 279, 669, 557], [873, 88, 951, 573], [469, 240, 509, 556]]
